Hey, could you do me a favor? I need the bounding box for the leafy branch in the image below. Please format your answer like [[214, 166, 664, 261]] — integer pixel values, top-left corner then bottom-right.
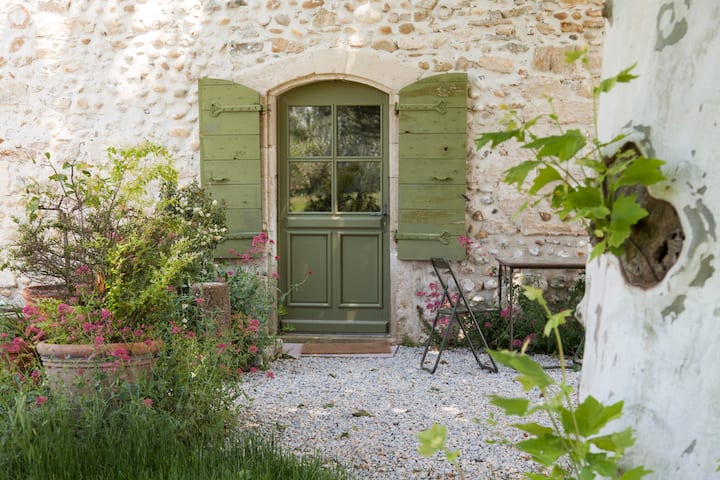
[[476, 49, 666, 260], [488, 287, 652, 479]]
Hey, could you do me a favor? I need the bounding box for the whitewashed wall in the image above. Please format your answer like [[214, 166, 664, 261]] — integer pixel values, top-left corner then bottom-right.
[[580, 1, 720, 477]]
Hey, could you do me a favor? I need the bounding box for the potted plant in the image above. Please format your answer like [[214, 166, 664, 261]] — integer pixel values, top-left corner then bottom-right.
[[3, 142, 226, 391]]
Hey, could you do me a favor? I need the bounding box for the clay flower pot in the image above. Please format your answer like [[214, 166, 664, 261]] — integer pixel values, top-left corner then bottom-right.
[[36, 340, 163, 395]]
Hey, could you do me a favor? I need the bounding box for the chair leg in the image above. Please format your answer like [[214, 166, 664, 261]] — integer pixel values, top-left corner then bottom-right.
[[420, 311, 453, 374], [458, 312, 498, 373]]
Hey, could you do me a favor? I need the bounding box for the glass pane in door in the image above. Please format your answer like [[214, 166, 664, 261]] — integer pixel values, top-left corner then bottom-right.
[[289, 162, 331, 212], [288, 106, 332, 157], [337, 105, 381, 157], [337, 161, 381, 212]]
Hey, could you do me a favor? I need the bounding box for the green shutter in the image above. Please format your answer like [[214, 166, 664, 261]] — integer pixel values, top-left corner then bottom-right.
[[397, 73, 467, 260], [199, 78, 262, 258]]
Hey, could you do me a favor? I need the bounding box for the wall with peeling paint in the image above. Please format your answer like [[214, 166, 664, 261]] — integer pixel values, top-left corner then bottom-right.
[[579, 0, 720, 477]]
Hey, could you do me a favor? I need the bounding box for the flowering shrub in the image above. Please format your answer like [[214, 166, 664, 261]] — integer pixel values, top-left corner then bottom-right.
[[22, 298, 154, 345]]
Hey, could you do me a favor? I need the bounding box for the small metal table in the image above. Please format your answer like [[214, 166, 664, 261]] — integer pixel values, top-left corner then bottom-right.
[[495, 256, 586, 350]]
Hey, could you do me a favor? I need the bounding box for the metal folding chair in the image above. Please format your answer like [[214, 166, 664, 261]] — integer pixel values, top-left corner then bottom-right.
[[420, 257, 498, 374]]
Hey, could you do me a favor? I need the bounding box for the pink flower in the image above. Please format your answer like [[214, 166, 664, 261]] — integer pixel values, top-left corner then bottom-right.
[[35, 396, 48, 406], [248, 345, 258, 355], [266, 371, 275, 379], [195, 297, 205, 305], [227, 270, 234, 276], [22, 304, 40, 317], [184, 331, 196, 338], [110, 347, 130, 361], [228, 248, 236, 255], [143, 398, 153, 408], [271, 272, 279, 279], [93, 335, 105, 345], [166, 285, 176, 293], [57, 303, 74, 315], [484, 322, 493, 328], [512, 338, 522, 348], [216, 342, 228, 351], [249, 367, 258, 374]]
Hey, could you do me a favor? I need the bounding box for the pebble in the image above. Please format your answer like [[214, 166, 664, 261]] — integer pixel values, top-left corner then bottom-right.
[[238, 346, 580, 479]]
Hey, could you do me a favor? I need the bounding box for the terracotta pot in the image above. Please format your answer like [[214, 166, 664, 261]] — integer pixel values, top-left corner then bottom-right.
[[36, 340, 163, 395], [0, 341, 35, 372]]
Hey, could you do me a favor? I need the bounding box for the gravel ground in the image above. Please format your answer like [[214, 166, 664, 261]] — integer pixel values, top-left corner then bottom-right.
[[238, 346, 580, 480]]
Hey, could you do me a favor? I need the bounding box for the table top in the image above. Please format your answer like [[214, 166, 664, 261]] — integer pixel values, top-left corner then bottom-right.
[[495, 255, 586, 270]]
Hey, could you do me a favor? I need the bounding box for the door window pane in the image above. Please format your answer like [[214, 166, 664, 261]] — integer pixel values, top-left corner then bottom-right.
[[337, 161, 381, 212], [289, 106, 332, 157], [337, 106, 381, 157], [289, 162, 332, 212]]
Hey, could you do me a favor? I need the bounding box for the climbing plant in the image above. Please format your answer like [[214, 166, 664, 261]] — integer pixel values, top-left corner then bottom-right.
[[476, 48, 666, 260]]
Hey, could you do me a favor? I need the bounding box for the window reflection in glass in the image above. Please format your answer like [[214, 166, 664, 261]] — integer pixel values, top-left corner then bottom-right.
[[289, 106, 332, 157], [337, 106, 381, 157], [289, 162, 332, 212], [337, 161, 381, 212]]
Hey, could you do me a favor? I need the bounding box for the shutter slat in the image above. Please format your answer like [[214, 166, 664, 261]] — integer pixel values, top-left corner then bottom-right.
[[397, 73, 467, 260], [199, 78, 262, 258]]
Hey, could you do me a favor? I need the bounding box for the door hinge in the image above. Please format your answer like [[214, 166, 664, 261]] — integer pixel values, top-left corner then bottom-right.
[[395, 230, 451, 245]]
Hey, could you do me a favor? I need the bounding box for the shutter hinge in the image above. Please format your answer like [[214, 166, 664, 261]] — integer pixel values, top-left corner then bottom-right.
[[211, 103, 264, 116], [395, 231, 451, 245], [394, 100, 447, 115]]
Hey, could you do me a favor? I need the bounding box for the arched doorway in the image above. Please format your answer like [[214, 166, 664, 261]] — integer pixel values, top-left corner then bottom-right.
[[276, 81, 390, 334]]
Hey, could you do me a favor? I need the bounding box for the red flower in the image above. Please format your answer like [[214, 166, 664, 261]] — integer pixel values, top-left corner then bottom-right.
[[35, 396, 48, 406]]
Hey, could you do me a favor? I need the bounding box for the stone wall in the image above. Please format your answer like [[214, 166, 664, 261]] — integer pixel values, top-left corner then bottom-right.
[[0, 0, 603, 340]]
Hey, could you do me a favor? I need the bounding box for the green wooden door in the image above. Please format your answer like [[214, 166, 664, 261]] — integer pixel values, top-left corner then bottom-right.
[[278, 81, 390, 334]]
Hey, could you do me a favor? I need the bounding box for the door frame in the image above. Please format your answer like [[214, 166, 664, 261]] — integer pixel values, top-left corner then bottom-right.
[[262, 75, 400, 338]]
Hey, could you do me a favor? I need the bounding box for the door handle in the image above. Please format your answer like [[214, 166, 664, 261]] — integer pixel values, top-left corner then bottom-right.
[[370, 203, 388, 233]]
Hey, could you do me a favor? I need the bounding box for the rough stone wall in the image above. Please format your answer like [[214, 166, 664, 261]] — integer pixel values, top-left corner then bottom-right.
[[0, 0, 603, 340]]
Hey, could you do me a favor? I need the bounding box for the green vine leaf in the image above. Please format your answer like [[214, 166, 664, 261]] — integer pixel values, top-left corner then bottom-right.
[[613, 156, 666, 190], [522, 129, 587, 162], [607, 195, 648, 249], [490, 350, 554, 391], [529, 166, 563, 195], [560, 396, 624, 438], [417, 423, 448, 457], [476, 129, 522, 149], [488, 396, 530, 416], [504, 160, 543, 187]]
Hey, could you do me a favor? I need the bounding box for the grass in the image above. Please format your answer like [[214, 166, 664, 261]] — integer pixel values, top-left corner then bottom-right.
[[0, 389, 350, 480]]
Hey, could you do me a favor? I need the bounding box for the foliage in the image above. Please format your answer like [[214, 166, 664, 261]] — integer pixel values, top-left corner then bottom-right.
[[21, 297, 157, 345], [0, 321, 348, 480], [3, 142, 226, 343], [416, 242, 585, 355], [488, 286, 651, 480], [418, 286, 650, 479], [215, 231, 311, 323], [417, 423, 464, 479], [478, 274, 585, 354], [475, 49, 666, 260]]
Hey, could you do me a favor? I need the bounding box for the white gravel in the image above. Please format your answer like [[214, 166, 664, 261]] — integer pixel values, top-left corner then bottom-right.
[[238, 346, 580, 480]]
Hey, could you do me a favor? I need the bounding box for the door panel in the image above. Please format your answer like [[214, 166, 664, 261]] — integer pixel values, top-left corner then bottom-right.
[[288, 233, 330, 306], [278, 81, 389, 334], [340, 232, 382, 307]]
